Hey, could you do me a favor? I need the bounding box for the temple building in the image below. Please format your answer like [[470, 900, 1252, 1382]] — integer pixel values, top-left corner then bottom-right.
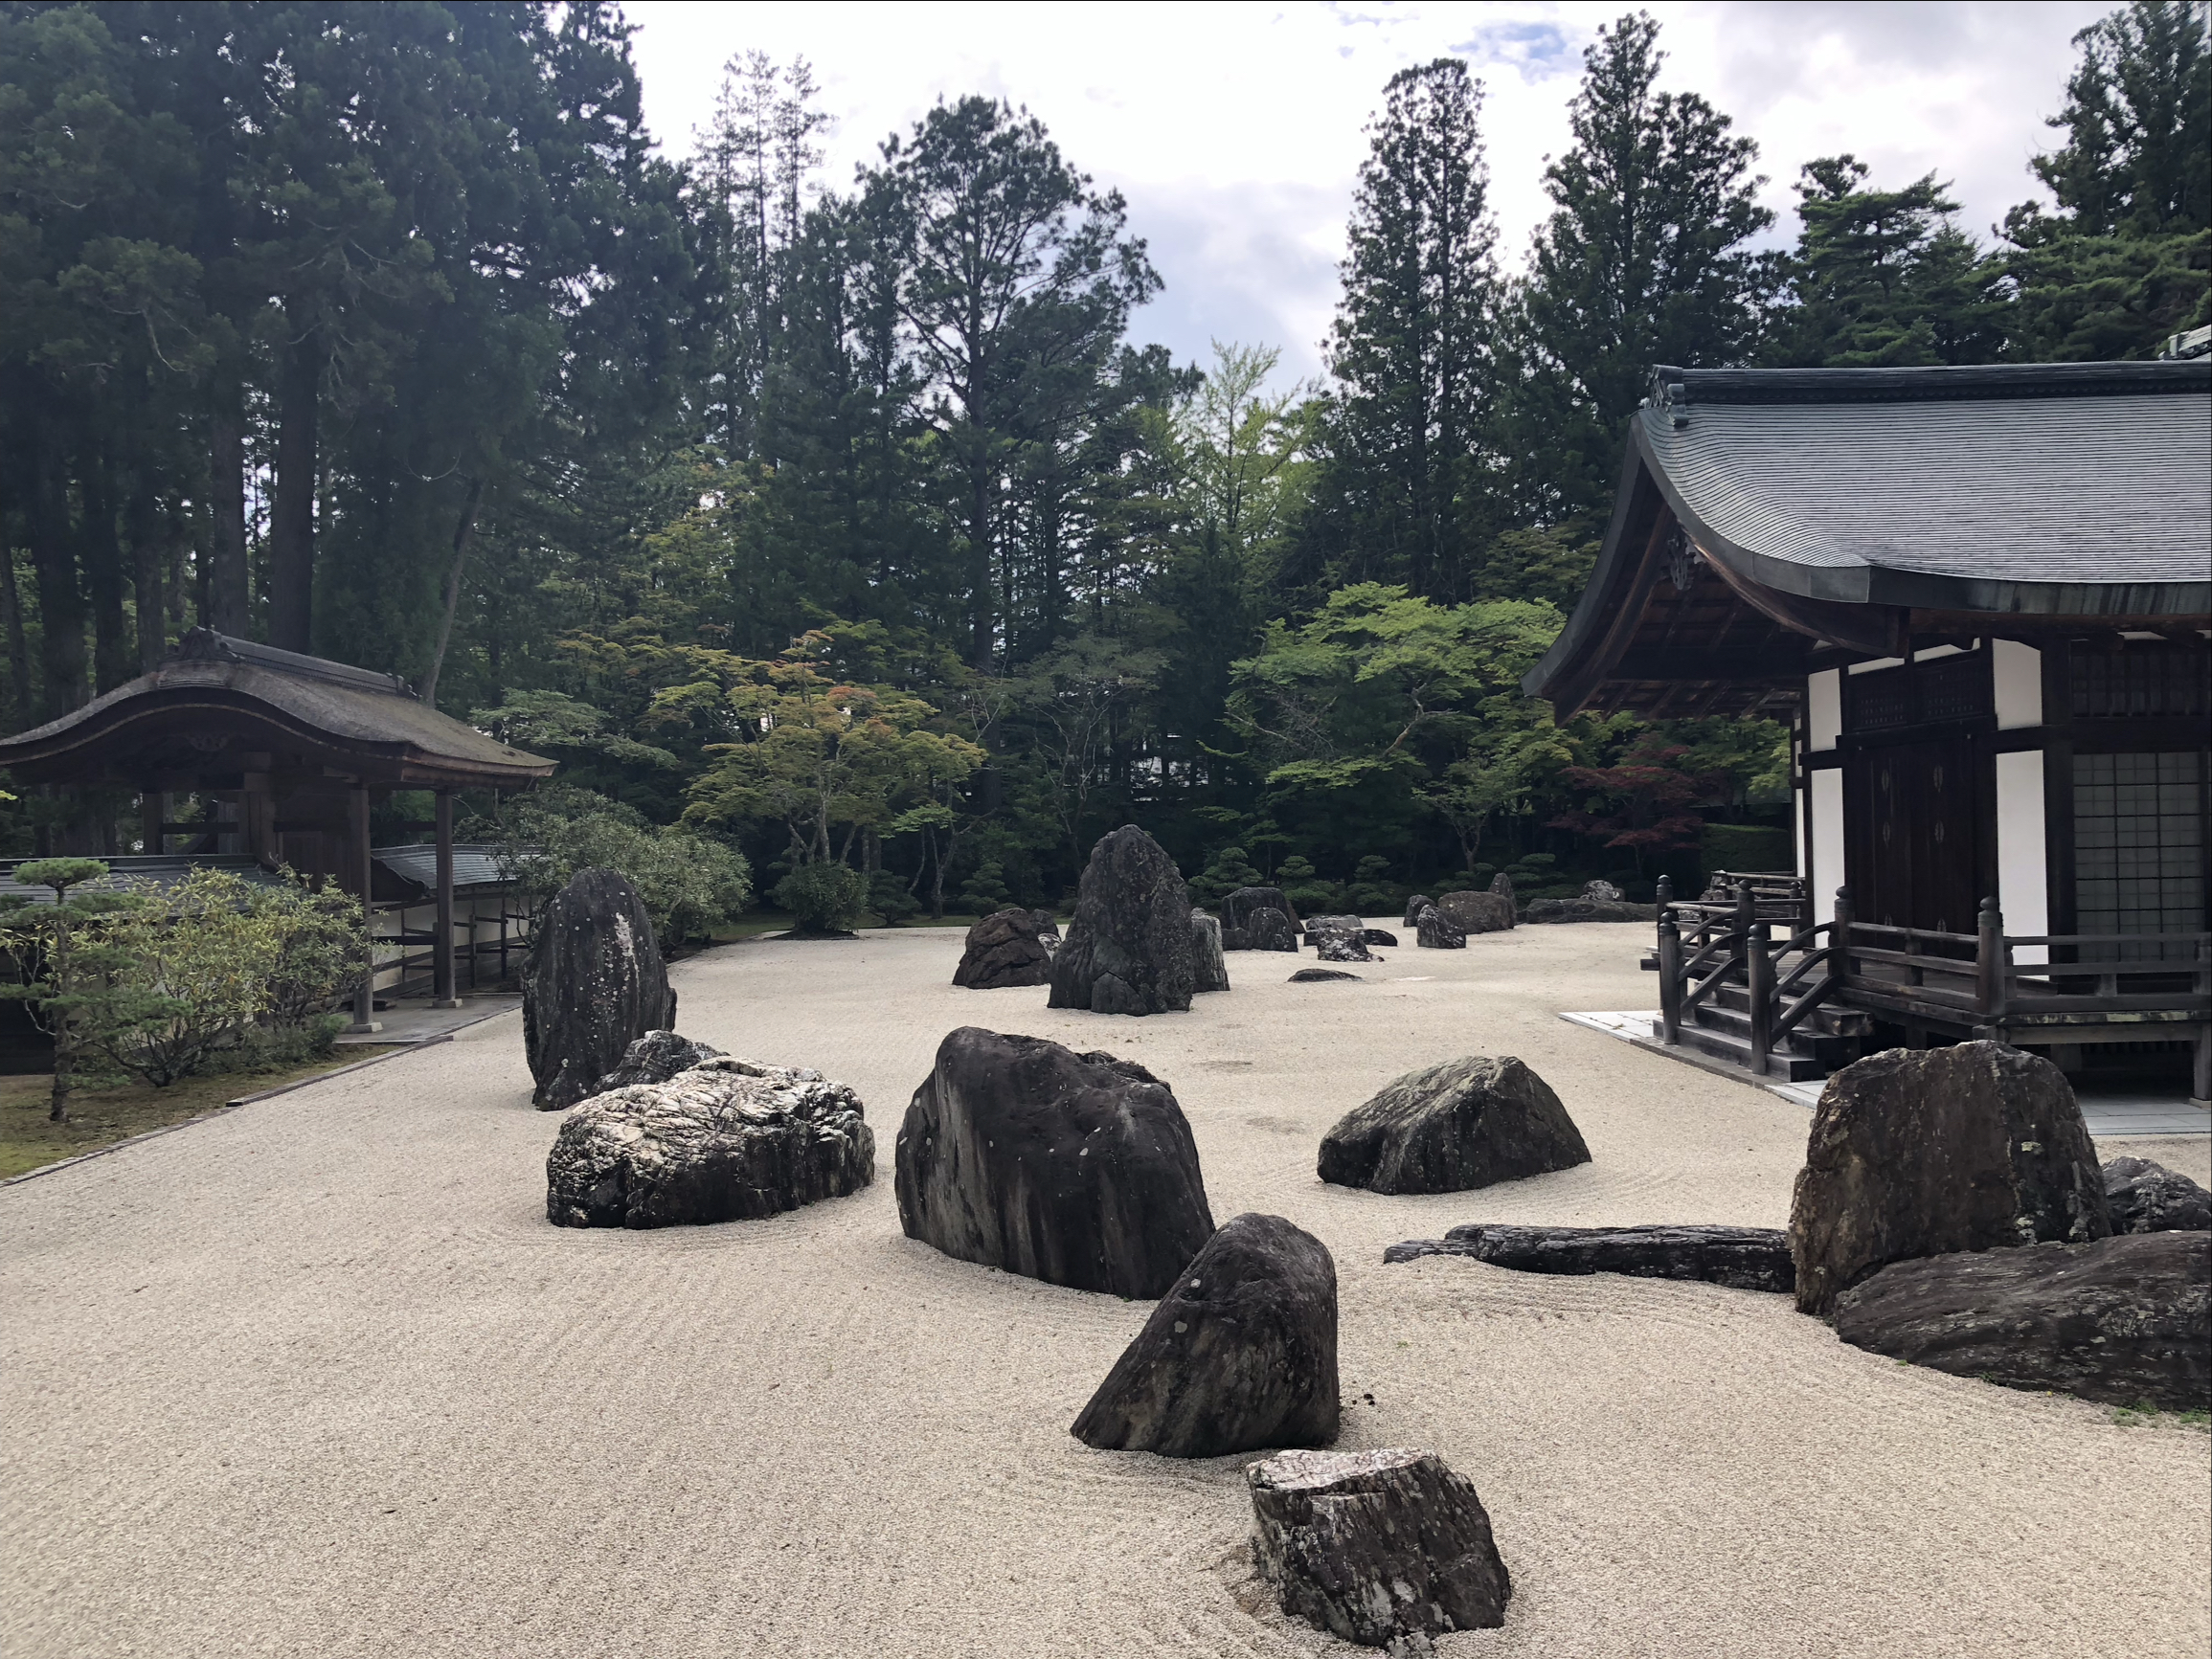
[[1527, 360, 2210, 1102]]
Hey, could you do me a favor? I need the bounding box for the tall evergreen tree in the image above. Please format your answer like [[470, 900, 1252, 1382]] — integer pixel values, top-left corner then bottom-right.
[[1505, 11, 1772, 524]]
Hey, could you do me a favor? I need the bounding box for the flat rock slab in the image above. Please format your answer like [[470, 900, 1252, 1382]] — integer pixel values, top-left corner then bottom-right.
[[952, 908, 1057, 990], [1522, 897, 1657, 923], [524, 868, 678, 1111], [894, 1026, 1215, 1297], [1790, 1042, 2110, 1314], [546, 1058, 873, 1229], [1249, 1446, 1510, 1648], [1072, 1213, 1337, 1457], [1320, 1056, 1591, 1195], [1049, 824, 1196, 1016], [1833, 1232, 2211, 1411], [583, 1030, 725, 1100], [1291, 968, 1362, 983], [2104, 1156, 2212, 1234], [1386, 1223, 1794, 1293]]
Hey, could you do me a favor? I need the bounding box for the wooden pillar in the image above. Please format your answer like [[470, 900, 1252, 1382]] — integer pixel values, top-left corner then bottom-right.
[[140, 791, 163, 856], [1975, 895, 2007, 1040], [433, 789, 460, 1007], [349, 784, 381, 1033]]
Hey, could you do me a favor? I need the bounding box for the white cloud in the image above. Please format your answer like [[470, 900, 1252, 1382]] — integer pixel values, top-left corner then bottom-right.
[[621, 0, 2110, 384]]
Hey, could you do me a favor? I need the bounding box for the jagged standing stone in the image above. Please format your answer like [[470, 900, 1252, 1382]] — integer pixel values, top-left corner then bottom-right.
[[1790, 1042, 2110, 1315], [953, 907, 1057, 990], [1307, 915, 1376, 963], [583, 1030, 725, 1100], [1190, 911, 1230, 993], [1832, 1232, 2210, 1410], [894, 1027, 1215, 1297], [1488, 872, 1516, 921], [524, 867, 678, 1111], [1072, 1213, 1337, 1456], [1415, 905, 1466, 949], [1385, 1222, 1793, 1293], [1320, 1056, 1591, 1196], [2104, 1157, 2212, 1233], [1402, 894, 1432, 929], [546, 1058, 873, 1228], [1249, 1447, 1511, 1648], [1048, 825, 1197, 1016]]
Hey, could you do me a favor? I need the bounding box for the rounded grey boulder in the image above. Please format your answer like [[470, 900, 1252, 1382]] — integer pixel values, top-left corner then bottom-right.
[[1072, 1212, 1337, 1456], [894, 1027, 1214, 1297], [1319, 1056, 1591, 1195]]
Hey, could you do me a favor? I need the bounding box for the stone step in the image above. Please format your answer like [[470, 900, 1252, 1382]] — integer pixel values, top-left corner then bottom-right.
[[1671, 1021, 1831, 1082]]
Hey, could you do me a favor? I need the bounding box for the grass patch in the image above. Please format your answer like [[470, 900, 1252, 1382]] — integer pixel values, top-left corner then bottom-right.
[[2107, 1401, 2211, 1430], [0, 1056, 363, 1181]]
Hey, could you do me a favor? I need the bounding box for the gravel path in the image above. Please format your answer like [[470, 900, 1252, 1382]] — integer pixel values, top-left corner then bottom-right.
[[3, 922, 2205, 1658]]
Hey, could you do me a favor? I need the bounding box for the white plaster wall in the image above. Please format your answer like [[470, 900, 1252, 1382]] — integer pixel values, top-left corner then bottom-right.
[[1810, 768, 1844, 925], [1993, 639, 2043, 729], [1996, 749, 2049, 965], [1807, 669, 1841, 751]]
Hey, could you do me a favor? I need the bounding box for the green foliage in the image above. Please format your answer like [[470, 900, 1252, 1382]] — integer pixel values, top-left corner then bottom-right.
[[772, 862, 868, 933], [957, 861, 1013, 914], [1187, 845, 1265, 905], [490, 785, 753, 951], [1701, 823, 1794, 875], [0, 859, 149, 1120], [866, 869, 920, 924]]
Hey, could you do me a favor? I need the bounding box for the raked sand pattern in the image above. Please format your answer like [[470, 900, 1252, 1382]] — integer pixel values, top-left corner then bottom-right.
[[3, 923, 2207, 1659]]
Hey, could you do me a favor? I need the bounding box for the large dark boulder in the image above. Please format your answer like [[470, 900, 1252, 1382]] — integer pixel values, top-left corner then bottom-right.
[[1522, 897, 1658, 923], [1833, 1232, 2211, 1411], [953, 907, 1056, 990], [1190, 911, 1230, 993], [524, 868, 678, 1111], [1435, 890, 1514, 933], [1225, 886, 1298, 935], [894, 1027, 1214, 1297], [1048, 825, 1197, 1016], [1790, 1042, 2110, 1314], [1319, 1056, 1591, 1195], [1249, 1447, 1510, 1647], [2104, 1156, 2212, 1234], [1401, 893, 1432, 929], [1306, 915, 1376, 963], [546, 1058, 874, 1228], [1385, 1222, 1794, 1293], [583, 1030, 724, 1100], [1415, 904, 1466, 949], [1072, 1213, 1337, 1456], [1234, 908, 1298, 953]]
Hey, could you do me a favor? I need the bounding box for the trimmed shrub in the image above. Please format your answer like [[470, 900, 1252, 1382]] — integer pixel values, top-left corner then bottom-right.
[[773, 863, 868, 933]]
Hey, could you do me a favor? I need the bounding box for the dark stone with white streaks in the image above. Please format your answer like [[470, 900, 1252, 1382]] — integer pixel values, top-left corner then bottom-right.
[[1306, 915, 1375, 963], [1415, 905, 1466, 949], [1833, 1232, 2210, 1410], [1072, 1213, 1337, 1456], [1225, 886, 1298, 937], [583, 1029, 725, 1100], [524, 868, 677, 1111], [1249, 1446, 1510, 1646], [2103, 1156, 2212, 1234], [1402, 893, 1432, 929], [1191, 911, 1230, 993], [1385, 1222, 1793, 1292], [1048, 825, 1196, 1016], [1320, 1056, 1591, 1195], [894, 1027, 1214, 1297], [1435, 890, 1514, 933]]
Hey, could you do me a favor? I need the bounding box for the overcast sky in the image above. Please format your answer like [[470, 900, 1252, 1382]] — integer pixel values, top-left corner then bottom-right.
[[621, 0, 2110, 386]]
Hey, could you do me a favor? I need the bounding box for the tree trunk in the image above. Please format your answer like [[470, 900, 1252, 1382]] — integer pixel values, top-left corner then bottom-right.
[[268, 319, 321, 653], [79, 440, 133, 694], [26, 424, 87, 718], [206, 402, 251, 636], [130, 465, 165, 672], [419, 475, 483, 709], [0, 535, 30, 726]]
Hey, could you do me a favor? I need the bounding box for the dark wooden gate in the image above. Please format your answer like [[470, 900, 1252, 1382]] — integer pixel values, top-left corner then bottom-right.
[[1847, 736, 1983, 935]]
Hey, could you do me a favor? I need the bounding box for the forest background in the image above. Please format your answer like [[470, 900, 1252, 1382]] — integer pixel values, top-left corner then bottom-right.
[[1, 0, 2205, 925]]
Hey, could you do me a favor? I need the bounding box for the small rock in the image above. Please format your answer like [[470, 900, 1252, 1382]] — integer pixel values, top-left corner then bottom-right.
[[1521, 897, 1657, 924], [1049, 825, 1197, 1016], [1433, 890, 1514, 933], [1832, 1231, 2210, 1411], [1385, 1222, 1794, 1292], [1790, 1042, 2110, 1314], [894, 1027, 1214, 1297], [1291, 968, 1362, 983], [524, 868, 678, 1111], [1249, 1446, 1511, 1647], [546, 1058, 873, 1228], [1415, 904, 1466, 950], [1363, 928, 1398, 947], [1401, 893, 1432, 929], [2104, 1156, 2212, 1234], [1306, 915, 1376, 963], [1190, 911, 1231, 994], [953, 908, 1057, 990], [1581, 879, 1623, 901], [1320, 1056, 1591, 1195], [583, 1030, 725, 1099], [1072, 1213, 1337, 1456]]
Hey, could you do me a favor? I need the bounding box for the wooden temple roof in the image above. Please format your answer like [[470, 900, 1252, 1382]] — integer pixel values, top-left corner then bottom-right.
[[1526, 359, 2212, 718], [0, 629, 554, 792]]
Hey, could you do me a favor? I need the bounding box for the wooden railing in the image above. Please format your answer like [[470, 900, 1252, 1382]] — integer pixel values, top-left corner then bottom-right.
[[1654, 880, 1843, 1077]]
